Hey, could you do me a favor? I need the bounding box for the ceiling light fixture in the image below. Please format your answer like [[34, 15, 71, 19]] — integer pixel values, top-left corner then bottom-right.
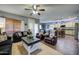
[[33, 10, 36, 14], [32, 4, 38, 14], [33, 10, 39, 14], [33, 10, 38, 14], [36, 11, 38, 14], [33, 4, 37, 10]]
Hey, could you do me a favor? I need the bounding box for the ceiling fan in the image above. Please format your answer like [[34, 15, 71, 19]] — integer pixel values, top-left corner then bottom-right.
[[25, 4, 45, 15]]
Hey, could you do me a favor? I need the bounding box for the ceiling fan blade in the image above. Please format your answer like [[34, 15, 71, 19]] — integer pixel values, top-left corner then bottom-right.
[[30, 12, 41, 15], [25, 8, 31, 10], [38, 13, 41, 15], [39, 9, 45, 11], [36, 5, 40, 7]]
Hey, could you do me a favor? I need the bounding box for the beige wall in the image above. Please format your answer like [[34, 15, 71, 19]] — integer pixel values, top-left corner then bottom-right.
[[64, 22, 75, 35], [0, 17, 5, 33], [49, 23, 60, 29], [49, 22, 75, 36]]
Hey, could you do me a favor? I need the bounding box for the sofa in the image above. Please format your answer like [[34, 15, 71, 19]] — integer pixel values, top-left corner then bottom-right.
[[13, 31, 22, 43], [36, 33, 45, 40], [0, 36, 12, 55], [44, 36, 57, 45]]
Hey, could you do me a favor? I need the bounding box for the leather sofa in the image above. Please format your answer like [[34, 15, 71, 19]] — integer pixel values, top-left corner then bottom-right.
[[13, 31, 22, 43], [13, 31, 28, 43], [36, 33, 45, 40], [0, 36, 12, 55], [36, 33, 40, 38], [44, 36, 57, 45], [21, 31, 27, 37]]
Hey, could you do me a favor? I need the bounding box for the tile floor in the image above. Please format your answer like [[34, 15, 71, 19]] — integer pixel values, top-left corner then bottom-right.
[[43, 36, 79, 55], [12, 35, 79, 55], [12, 42, 62, 55]]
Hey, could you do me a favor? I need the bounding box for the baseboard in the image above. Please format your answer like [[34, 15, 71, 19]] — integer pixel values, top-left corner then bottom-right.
[[65, 34, 74, 36]]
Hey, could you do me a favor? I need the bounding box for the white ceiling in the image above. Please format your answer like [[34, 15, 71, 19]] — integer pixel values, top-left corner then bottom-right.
[[0, 4, 33, 17], [0, 4, 79, 22]]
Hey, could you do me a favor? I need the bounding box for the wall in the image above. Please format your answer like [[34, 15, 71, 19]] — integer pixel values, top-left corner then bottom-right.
[[27, 18, 36, 36], [0, 17, 26, 34], [0, 11, 28, 31], [27, 18, 39, 36], [64, 22, 75, 35], [5, 18, 21, 33], [0, 11, 40, 33], [49, 22, 75, 36], [0, 11, 27, 21], [0, 17, 5, 33], [21, 21, 25, 31], [49, 23, 60, 29], [75, 23, 79, 40]]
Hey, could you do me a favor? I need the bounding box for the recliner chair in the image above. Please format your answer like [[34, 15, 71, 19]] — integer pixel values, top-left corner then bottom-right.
[[44, 35, 57, 45]]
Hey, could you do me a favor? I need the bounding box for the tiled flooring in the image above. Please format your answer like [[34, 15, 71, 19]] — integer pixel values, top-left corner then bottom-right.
[[12, 35, 79, 55], [43, 36, 79, 55], [12, 42, 62, 55]]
